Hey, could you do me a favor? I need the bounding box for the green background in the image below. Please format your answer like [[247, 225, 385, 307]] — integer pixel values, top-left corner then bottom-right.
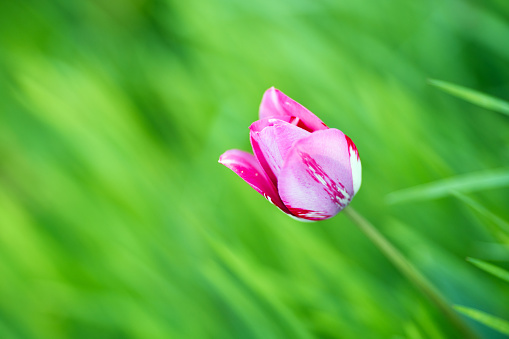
[[1, 0, 508, 338]]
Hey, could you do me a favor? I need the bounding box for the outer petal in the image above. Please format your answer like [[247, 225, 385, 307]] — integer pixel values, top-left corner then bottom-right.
[[259, 87, 329, 132], [250, 119, 310, 185], [249, 117, 291, 186], [278, 129, 360, 221], [219, 149, 290, 213], [346, 135, 362, 195]]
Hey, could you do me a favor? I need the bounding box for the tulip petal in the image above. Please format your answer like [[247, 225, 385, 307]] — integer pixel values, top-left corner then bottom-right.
[[259, 87, 328, 132], [249, 116, 293, 133], [346, 135, 362, 195], [219, 149, 290, 213], [249, 117, 291, 186], [278, 129, 357, 220], [250, 119, 310, 184]]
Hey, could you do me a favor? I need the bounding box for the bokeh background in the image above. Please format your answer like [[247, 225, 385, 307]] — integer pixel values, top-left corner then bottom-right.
[[1, 0, 509, 338]]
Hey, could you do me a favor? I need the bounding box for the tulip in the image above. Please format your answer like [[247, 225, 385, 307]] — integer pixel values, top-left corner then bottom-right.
[[219, 87, 361, 221]]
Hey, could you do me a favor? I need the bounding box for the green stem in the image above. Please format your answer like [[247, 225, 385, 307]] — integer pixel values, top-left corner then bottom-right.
[[343, 206, 478, 339]]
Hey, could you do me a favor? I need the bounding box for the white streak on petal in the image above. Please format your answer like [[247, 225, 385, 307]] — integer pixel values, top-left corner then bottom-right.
[[265, 195, 273, 204], [288, 213, 316, 222], [349, 145, 362, 195], [334, 184, 351, 207]]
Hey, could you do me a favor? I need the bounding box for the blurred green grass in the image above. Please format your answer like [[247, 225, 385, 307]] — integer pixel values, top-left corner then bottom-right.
[[1, 0, 509, 338]]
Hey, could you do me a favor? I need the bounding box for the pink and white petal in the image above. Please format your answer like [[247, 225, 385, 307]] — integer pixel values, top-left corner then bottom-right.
[[250, 116, 308, 133], [250, 117, 310, 185], [249, 116, 293, 133], [259, 87, 328, 132], [278, 129, 355, 221], [219, 149, 290, 213], [250, 133, 278, 186], [250, 120, 310, 183], [345, 135, 362, 195]]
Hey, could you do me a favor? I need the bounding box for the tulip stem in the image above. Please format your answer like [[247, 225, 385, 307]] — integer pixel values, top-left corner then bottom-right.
[[343, 207, 478, 339]]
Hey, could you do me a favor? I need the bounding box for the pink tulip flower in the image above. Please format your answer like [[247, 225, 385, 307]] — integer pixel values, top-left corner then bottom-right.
[[219, 87, 361, 221]]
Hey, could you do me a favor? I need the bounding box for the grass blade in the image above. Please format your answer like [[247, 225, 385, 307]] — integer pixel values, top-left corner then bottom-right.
[[344, 207, 478, 339], [386, 169, 509, 204], [467, 257, 509, 283], [454, 305, 509, 335], [429, 79, 509, 116], [452, 192, 509, 238]]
